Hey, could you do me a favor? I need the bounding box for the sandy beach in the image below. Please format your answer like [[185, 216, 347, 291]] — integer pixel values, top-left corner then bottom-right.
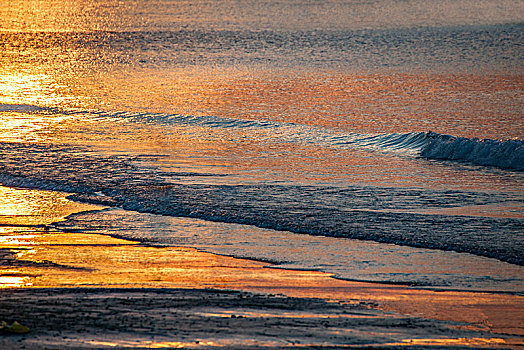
[[0, 186, 523, 349]]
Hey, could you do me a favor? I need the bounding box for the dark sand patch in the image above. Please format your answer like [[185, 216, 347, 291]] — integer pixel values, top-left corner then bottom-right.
[[0, 288, 510, 349]]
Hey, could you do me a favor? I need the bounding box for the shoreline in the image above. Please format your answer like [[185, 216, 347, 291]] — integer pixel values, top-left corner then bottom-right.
[[1, 185, 523, 348]]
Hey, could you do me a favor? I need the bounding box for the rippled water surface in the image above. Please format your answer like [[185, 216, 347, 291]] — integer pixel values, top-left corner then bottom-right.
[[0, 0, 523, 292]]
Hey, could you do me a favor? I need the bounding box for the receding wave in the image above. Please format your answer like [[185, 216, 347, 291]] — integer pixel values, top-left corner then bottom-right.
[[0, 141, 522, 265]]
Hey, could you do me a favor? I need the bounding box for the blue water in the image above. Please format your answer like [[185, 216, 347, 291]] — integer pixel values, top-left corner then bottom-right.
[[0, 0, 523, 292]]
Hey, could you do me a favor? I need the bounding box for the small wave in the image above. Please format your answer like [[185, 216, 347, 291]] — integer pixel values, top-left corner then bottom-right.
[[14, 106, 522, 171], [66, 108, 430, 154], [335, 131, 429, 153], [421, 132, 524, 171], [85, 110, 523, 170], [0, 103, 51, 113]]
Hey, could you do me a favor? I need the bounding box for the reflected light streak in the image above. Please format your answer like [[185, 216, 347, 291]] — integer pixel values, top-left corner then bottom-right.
[[86, 340, 219, 349], [0, 235, 38, 245], [0, 111, 74, 143], [84, 337, 515, 348], [16, 248, 36, 260], [0, 186, 103, 226], [194, 310, 379, 320], [0, 73, 80, 142], [0, 73, 67, 107], [85, 339, 302, 348], [398, 337, 508, 346], [0, 275, 33, 288]]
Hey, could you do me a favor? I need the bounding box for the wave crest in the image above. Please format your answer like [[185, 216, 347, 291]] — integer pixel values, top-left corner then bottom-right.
[[421, 132, 524, 171]]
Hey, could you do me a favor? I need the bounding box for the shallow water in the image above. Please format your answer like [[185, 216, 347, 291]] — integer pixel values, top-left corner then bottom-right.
[[0, 0, 523, 292]]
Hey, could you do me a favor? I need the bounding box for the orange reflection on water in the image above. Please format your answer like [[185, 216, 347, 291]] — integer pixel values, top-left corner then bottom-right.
[[62, 64, 523, 140], [0, 0, 149, 32], [86, 340, 204, 349], [3, 229, 524, 337], [0, 72, 82, 142], [0, 235, 37, 245], [0, 231, 340, 290], [0, 275, 32, 288], [0, 73, 70, 107], [0, 186, 102, 226], [86, 339, 270, 349], [106, 68, 522, 140]]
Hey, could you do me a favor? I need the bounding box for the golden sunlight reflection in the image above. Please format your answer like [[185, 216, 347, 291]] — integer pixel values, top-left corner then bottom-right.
[[0, 235, 37, 245], [0, 110, 84, 143], [194, 310, 371, 319], [0, 72, 83, 142], [0, 73, 70, 107], [0, 0, 148, 32], [0, 186, 102, 226], [84, 337, 518, 349], [2, 229, 523, 336], [86, 339, 273, 348], [397, 337, 508, 346], [0, 275, 32, 288]]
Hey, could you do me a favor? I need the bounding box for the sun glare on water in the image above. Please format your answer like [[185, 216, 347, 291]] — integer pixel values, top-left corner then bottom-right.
[[0, 73, 80, 142], [0, 275, 33, 289], [0, 73, 68, 107]]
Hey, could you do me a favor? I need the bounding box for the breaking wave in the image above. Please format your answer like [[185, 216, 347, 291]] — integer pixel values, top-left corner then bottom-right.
[[83, 109, 524, 170], [421, 132, 523, 171], [3, 105, 523, 170], [334, 130, 523, 171]]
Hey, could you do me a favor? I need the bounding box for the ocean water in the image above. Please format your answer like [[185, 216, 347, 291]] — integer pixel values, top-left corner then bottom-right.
[[0, 0, 523, 292]]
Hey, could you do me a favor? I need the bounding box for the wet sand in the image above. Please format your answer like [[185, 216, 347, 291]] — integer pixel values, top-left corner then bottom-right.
[[0, 186, 523, 348], [1, 287, 521, 349]]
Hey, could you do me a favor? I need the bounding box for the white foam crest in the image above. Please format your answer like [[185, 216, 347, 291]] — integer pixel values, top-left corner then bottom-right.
[[421, 133, 524, 170]]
